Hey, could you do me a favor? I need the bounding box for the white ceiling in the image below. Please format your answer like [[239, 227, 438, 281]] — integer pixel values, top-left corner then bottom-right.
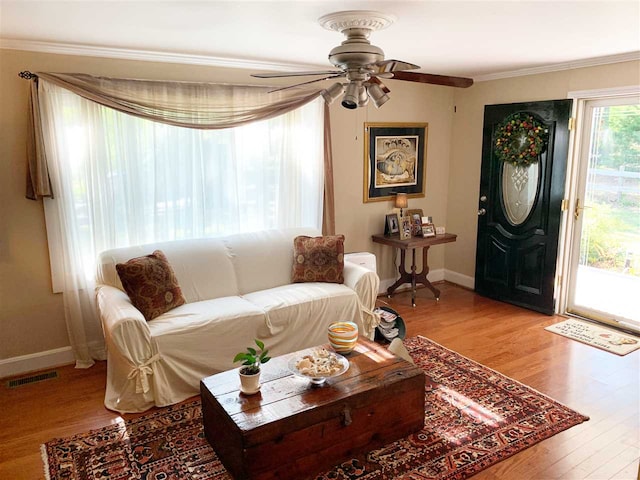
[[1, 1, 639, 80]]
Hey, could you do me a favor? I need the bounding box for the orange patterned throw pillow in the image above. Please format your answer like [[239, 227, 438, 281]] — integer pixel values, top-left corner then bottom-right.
[[116, 250, 186, 321], [292, 235, 345, 283]]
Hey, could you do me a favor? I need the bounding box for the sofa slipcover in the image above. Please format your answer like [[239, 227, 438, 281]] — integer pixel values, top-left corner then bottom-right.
[[96, 228, 380, 413]]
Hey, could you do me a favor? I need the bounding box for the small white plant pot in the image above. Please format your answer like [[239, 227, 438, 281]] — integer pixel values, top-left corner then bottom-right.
[[239, 368, 261, 395]]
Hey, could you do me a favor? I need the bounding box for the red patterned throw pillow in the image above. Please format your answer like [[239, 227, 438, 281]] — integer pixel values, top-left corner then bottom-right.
[[116, 250, 186, 321], [292, 235, 345, 284]]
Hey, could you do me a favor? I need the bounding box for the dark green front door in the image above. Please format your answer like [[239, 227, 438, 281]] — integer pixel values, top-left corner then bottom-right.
[[475, 100, 572, 314]]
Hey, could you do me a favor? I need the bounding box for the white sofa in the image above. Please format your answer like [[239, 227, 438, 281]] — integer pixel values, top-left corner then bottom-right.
[[96, 228, 380, 413]]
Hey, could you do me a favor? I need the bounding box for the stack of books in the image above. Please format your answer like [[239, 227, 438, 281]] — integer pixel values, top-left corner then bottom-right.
[[374, 307, 400, 341]]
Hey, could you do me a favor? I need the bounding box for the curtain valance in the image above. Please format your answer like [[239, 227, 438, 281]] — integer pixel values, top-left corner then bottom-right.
[[24, 72, 325, 200]]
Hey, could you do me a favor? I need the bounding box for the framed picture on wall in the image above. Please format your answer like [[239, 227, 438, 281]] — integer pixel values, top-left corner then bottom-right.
[[363, 122, 428, 203]]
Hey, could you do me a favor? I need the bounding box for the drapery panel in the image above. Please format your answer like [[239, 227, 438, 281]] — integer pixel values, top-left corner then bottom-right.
[[25, 72, 327, 200], [322, 102, 336, 235], [24, 72, 335, 367], [35, 72, 323, 127]]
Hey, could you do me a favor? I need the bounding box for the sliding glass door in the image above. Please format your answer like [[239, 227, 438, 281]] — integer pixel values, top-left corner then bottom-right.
[[566, 95, 640, 332]]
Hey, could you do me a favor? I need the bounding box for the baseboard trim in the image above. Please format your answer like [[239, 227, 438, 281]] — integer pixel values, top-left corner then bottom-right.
[[444, 270, 475, 289], [0, 346, 75, 379]]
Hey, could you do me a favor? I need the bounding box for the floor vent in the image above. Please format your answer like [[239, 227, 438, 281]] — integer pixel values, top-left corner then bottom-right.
[[7, 370, 58, 388]]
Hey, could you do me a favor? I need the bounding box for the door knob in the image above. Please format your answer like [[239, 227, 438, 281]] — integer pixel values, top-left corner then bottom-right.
[[480, 195, 487, 202], [478, 208, 486, 216]]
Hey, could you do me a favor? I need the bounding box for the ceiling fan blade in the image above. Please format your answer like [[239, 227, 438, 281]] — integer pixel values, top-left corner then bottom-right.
[[252, 70, 342, 79], [368, 76, 390, 94], [371, 59, 421, 74], [391, 71, 474, 88], [268, 73, 345, 93]]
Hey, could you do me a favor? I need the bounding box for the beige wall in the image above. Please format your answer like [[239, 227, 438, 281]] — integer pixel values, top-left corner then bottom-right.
[[4, 47, 636, 363], [0, 48, 453, 361], [446, 61, 640, 279], [331, 81, 454, 284]]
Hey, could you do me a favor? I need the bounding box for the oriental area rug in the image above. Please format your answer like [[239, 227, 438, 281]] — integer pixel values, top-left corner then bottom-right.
[[42, 336, 588, 480]]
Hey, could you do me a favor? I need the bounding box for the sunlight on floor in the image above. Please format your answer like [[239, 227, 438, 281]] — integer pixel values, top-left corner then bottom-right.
[[574, 265, 640, 326], [354, 342, 395, 363], [437, 384, 505, 437]]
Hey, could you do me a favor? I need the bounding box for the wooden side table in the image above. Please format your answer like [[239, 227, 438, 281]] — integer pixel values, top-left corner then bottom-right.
[[372, 233, 457, 307]]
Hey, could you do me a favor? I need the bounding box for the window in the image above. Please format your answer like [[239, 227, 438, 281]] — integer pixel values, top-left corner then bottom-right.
[[40, 82, 325, 288]]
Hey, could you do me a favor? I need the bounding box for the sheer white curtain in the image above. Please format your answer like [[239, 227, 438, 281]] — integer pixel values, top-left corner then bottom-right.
[[39, 81, 325, 367]]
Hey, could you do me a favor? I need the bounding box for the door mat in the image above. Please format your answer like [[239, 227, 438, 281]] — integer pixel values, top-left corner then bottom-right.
[[42, 336, 588, 480], [545, 318, 640, 355]]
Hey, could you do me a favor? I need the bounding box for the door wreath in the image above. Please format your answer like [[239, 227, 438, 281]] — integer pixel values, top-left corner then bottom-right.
[[494, 113, 548, 166]]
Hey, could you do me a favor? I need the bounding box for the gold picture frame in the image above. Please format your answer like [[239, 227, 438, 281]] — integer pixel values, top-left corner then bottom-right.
[[399, 216, 412, 240], [405, 209, 423, 236], [422, 223, 436, 237], [363, 122, 428, 203]]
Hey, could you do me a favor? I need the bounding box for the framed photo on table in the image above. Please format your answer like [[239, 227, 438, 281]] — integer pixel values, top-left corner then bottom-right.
[[385, 213, 400, 235], [422, 223, 436, 237], [405, 209, 423, 220], [411, 213, 422, 237], [399, 216, 412, 240], [406, 209, 423, 237], [363, 123, 428, 203]]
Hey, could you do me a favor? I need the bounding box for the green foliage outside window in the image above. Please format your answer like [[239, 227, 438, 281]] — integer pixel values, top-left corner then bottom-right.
[[580, 204, 638, 276], [582, 104, 640, 278]]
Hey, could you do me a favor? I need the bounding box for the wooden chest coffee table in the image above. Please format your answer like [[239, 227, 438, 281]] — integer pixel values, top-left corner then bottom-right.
[[200, 338, 425, 480]]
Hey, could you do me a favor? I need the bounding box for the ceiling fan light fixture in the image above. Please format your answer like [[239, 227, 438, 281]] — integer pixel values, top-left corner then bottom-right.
[[358, 85, 369, 107], [341, 81, 360, 109], [253, 11, 473, 106], [367, 82, 390, 108], [322, 82, 345, 104]]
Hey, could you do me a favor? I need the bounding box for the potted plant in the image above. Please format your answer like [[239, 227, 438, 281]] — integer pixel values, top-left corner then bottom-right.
[[233, 339, 271, 394]]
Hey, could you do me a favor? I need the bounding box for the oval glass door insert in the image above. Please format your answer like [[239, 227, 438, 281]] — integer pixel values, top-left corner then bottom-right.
[[502, 162, 539, 225]]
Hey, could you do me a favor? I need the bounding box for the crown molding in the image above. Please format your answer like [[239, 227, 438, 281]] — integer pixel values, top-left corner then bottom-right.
[[0, 38, 324, 73], [567, 85, 640, 99], [474, 51, 640, 82], [2, 38, 638, 81]]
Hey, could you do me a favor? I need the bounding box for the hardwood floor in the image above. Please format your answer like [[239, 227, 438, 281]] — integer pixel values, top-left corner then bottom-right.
[[1, 282, 638, 479]]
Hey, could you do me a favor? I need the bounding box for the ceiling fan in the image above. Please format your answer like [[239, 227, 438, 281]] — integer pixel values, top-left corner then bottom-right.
[[251, 11, 474, 109]]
